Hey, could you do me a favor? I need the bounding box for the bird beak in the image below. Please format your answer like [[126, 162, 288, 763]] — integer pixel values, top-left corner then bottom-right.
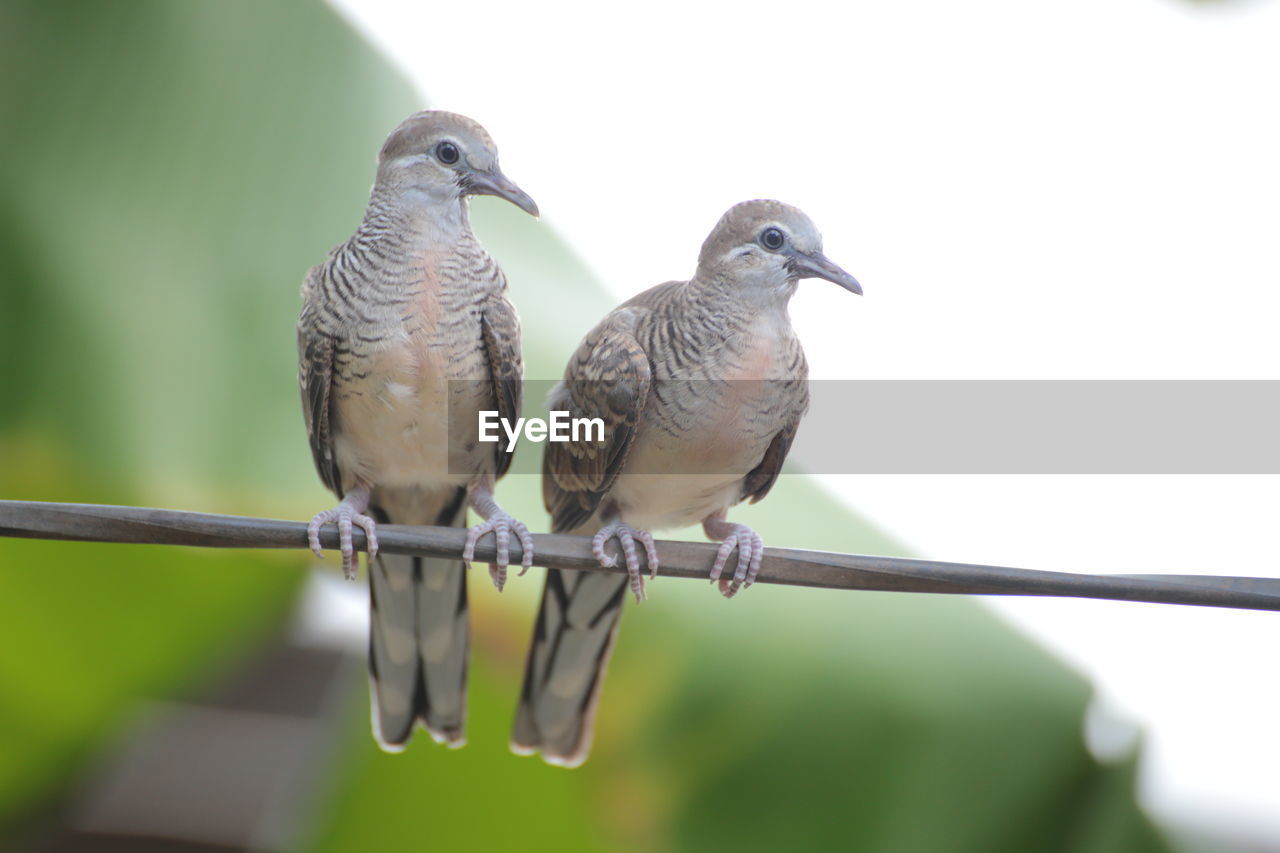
[[465, 168, 540, 217], [788, 250, 862, 295]]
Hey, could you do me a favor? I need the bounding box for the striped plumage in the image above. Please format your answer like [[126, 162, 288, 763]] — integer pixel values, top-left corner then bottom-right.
[[513, 200, 860, 766], [298, 110, 537, 749]]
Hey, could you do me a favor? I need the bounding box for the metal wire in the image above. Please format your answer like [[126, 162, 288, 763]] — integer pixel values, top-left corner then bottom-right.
[[2, 500, 1279, 612]]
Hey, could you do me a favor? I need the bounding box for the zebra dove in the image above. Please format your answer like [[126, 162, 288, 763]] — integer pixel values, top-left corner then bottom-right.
[[298, 110, 537, 749], [512, 199, 861, 766]]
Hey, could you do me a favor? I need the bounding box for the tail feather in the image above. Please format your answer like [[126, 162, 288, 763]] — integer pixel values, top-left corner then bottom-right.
[[416, 551, 469, 743], [368, 488, 469, 750], [512, 567, 628, 767], [369, 551, 422, 748]]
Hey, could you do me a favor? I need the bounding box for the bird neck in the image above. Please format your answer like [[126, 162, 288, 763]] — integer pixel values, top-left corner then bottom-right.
[[359, 184, 474, 249], [688, 271, 797, 323]]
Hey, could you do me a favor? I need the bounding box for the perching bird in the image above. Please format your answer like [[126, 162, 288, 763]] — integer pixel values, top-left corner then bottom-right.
[[512, 199, 861, 766], [298, 110, 538, 749]]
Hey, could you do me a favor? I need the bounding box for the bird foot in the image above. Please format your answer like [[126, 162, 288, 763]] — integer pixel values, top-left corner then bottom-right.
[[593, 521, 658, 603], [307, 500, 379, 580], [463, 511, 534, 591], [706, 521, 764, 599]]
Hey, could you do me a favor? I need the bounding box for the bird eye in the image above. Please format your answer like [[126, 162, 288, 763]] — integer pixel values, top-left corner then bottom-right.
[[759, 227, 786, 251], [435, 141, 460, 165]]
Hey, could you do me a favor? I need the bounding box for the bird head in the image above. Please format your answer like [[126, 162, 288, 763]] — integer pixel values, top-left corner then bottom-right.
[[696, 199, 861, 296], [374, 110, 539, 216]]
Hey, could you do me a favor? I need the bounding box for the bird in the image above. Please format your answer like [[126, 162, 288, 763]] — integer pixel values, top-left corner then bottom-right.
[[512, 199, 861, 766], [297, 110, 539, 749]]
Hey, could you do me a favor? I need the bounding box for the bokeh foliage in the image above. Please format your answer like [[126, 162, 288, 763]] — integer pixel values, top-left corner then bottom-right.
[[0, 1, 1167, 850]]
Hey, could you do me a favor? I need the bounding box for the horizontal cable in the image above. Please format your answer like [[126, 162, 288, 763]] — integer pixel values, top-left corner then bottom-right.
[[2, 500, 1279, 612]]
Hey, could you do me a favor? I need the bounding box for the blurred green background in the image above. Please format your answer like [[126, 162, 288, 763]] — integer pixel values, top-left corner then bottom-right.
[[0, 1, 1168, 850]]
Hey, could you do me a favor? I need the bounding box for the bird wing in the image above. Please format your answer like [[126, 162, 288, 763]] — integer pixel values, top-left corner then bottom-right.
[[480, 295, 524, 479], [542, 307, 652, 533], [741, 384, 808, 504], [297, 300, 342, 495]]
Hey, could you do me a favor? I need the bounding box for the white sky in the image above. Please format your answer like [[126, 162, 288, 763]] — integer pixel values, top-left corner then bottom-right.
[[331, 0, 1280, 843]]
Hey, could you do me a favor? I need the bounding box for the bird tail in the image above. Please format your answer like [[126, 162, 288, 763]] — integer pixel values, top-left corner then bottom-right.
[[368, 488, 469, 749], [511, 566, 628, 767]]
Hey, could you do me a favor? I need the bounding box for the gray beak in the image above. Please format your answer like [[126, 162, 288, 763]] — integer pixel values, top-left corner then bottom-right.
[[465, 167, 539, 217], [788, 249, 862, 295]]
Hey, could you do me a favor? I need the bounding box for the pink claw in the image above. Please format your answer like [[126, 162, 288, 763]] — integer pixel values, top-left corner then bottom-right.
[[593, 521, 658, 603], [307, 504, 378, 581], [706, 522, 764, 600], [463, 511, 534, 591]]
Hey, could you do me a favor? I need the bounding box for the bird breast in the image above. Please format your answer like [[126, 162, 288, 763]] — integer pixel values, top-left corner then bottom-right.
[[611, 320, 806, 530], [331, 263, 493, 491]]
